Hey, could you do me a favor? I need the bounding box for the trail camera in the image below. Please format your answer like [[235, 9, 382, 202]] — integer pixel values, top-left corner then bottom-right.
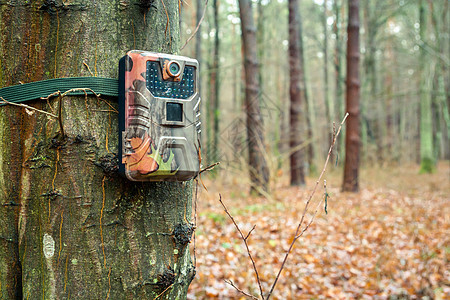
[[119, 50, 201, 181]]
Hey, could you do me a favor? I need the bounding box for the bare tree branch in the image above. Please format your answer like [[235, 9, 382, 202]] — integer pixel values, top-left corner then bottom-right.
[[224, 279, 260, 300], [180, 0, 209, 51], [244, 224, 256, 241], [266, 113, 348, 299], [0, 97, 57, 118], [219, 194, 264, 299]]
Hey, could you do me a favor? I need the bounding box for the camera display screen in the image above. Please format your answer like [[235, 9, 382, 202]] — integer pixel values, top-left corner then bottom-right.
[[166, 102, 183, 122], [146, 61, 195, 99]]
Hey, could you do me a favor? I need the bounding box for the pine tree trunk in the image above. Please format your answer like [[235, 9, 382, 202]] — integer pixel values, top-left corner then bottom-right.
[[288, 0, 306, 186], [238, 0, 270, 193], [0, 1, 195, 298], [342, 0, 361, 192]]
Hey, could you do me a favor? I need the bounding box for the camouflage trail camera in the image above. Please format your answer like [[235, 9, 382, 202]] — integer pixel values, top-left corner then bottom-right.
[[119, 50, 201, 181]]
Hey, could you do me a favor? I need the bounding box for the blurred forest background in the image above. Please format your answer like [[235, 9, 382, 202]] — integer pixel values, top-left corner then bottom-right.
[[177, 0, 449, 298], [179, 0, 448, 181]]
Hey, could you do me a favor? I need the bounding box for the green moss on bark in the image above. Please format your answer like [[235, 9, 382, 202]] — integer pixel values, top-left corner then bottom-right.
[[1, 0, 194, 298]]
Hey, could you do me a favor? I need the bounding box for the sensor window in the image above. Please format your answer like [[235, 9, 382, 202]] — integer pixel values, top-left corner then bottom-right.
[[166, 102, 183, 122]]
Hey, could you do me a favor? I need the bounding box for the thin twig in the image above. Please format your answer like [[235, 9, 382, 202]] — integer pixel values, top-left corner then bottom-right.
[[265, 113, 349, 299], [57, 92, 65, 137], [244, 225, 256, 241], [41, 88, 100, 100], [153, 283, 174, 300], [0, 97, 57, 118], [224, 279, 260, 300], [180, 0, 209, 51], [83, 62, 95, 76], [198, 162, 220, 175], [219, 194, 264, 300], [160, 0, 170, 37], [90, 109, 117, 113]]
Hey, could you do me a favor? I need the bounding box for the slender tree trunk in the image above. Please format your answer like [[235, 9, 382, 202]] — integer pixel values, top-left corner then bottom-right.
[[342, 0, 361, 192], [429, 0, 449, 160], [238, 0, 270, 193], [0, 1, 194, 298], [205, 17, 214, 165], [323, 0, 333, 137], [232, 24, 239, 115], [257, 0, 264, 94], [333, 0, 345, 159], [195, 0, 203, 113], [298, 2, 315, 174], [212, 0, 220, 164], [288, 0, 306, 186], [419, 0, 435, 173], [385, 39, 394, 161]]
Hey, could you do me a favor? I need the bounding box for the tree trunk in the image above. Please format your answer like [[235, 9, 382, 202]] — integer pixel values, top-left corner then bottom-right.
[[332, 0, 345, 160], [211, 0, 220, 164], [288, 0, 306, 186], [238, 0, 270, 193], [323, 0, 333, 139], [0, 1, 194, 299], [195, 0, 203, 115], [257, 0, 264, 97], [418, 0, 435, 173], [342, 0, 361, 192], [298, 1, 315, 175]]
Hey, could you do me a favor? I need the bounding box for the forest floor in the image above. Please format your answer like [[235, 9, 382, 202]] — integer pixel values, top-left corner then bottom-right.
[[186, 162, 449, 299]]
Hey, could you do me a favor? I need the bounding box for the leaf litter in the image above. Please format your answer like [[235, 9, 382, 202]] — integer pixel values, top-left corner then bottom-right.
[[188, 163, 449, 299]]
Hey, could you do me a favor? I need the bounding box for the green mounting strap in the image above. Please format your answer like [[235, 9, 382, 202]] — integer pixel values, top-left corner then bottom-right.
[[0, 77, 119, 106]]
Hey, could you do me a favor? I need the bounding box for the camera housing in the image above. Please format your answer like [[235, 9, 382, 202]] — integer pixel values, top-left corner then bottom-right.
[[118, 50, 201, 181]]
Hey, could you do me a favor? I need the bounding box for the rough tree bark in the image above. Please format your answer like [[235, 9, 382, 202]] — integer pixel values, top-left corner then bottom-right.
[[238, 0, 270, 193], [288, 0, 306, 186], [0, 0, 194, 299], [342, 0, 361, 192]]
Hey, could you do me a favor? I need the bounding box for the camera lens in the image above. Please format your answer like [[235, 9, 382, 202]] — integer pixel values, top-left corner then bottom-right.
[[167, 61, 181, 77]]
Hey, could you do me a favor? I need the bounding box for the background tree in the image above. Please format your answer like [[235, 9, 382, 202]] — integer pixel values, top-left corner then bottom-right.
[[195, 0, 203, 110], [209, 0, 220, 164], [178, 0, 448, 191], [238, 0, 270, 193], [289, 0, 306, 186], [418, 0, 434, 173], [322, 0, 333, 138], [299, 1, 316, 175], [342, 0, 361, 192], [0, 0, 194, 298], [333, 0, 346, 158]]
